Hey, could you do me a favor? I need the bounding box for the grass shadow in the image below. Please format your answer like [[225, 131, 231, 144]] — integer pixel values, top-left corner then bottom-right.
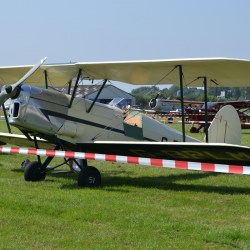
[[9, 163, 250, 194], [102, 172, 249, 195], [11, 169, 24, 173]]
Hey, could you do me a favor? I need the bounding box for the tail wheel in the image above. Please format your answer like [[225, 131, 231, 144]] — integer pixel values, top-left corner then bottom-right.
[[24, 161, 46, 182], [190, 126, 199, 133], [78, 166, 101, 187]]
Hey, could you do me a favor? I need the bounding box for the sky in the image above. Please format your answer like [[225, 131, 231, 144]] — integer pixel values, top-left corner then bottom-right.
[[0, 0, 250, 91]]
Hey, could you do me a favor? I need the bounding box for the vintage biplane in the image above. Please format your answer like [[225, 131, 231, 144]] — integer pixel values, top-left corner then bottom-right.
[[149, 98, 250, 132], [0, 57, 250, 187]]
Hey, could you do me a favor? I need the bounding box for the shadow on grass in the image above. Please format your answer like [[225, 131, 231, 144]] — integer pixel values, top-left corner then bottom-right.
[[11, 169, 24, 173], [242, 131, 250, 134], [104, 173, 250, 195], [9, 160, 250, 194], [59, 171, 250, 195]]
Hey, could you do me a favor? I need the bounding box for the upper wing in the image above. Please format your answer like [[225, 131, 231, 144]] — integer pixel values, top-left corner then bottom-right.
[[0, 63, 78, 87], [0, 57, 250, 87], [216, 100, 250, 109], [76, 57, 250, 87]]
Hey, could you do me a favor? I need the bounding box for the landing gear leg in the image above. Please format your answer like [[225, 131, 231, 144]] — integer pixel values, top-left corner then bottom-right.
[[77, 160, 101, 187]]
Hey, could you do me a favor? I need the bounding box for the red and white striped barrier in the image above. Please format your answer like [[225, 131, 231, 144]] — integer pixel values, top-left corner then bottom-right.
[[0, 146, 249, 175]]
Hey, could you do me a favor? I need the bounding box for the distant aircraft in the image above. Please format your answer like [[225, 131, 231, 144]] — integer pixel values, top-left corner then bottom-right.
[[0, 57, 249, 187], [149, 98, 202, 113], [149, 98, 250, 131]]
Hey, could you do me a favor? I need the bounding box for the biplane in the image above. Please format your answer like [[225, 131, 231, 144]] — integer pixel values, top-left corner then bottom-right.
[[0, 57, 250, 187]]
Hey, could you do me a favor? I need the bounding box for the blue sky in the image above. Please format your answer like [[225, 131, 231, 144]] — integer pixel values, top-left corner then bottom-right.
[[0, 0, 250, 90]]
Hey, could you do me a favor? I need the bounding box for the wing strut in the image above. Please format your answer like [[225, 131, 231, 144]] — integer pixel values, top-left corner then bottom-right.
[[44, 70, 48, 89], [69, 69, 82, 108], [2, 105, 11, 133], [186, 76, 209, 142], [178, 65, 186, 142], [87, 79, 107, 113], [67, 80, 72, 94], [203, 77, 209, 142]]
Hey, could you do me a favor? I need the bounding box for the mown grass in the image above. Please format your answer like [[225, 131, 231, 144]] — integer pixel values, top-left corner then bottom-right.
[[0, 154, 250, 249], [0, 120, 249, 249]]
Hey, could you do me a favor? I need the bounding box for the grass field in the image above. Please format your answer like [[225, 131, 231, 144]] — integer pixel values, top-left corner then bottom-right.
[[0, 120, 249, 249]]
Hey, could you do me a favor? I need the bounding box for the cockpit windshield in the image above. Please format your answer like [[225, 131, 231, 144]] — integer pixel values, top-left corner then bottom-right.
[[108, 98, 128, 110]]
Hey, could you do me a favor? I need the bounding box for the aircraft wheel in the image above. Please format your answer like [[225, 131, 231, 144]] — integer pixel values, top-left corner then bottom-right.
[[77, 166, 101, 187], [190, 126, 199, 133], [24, 161, 46, 182]]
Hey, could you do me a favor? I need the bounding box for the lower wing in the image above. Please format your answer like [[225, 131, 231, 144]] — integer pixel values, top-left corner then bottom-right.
[[79, 141, 250, 166], [0, 132, 54, 149]]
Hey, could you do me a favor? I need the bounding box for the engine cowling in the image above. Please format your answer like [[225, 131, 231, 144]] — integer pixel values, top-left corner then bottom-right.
[[149, 98, 157, 109]]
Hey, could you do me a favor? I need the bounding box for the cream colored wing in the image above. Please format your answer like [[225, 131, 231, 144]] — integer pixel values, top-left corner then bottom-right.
[[76, 57, 250, 87], [0, 63, 78, 87], [1, 57, 250, 87], [0, 132, 54, 149]]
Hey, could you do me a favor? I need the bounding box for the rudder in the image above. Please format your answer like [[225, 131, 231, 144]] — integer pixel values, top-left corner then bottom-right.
[[207, 105, 241, 145]]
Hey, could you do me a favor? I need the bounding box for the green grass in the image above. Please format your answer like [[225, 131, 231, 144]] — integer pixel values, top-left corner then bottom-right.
[[0, 121, 250, 249], [0, 155, 250, 249]]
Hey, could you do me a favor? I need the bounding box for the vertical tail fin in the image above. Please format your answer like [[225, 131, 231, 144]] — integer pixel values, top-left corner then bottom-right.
[[207, 105, 241, 145]]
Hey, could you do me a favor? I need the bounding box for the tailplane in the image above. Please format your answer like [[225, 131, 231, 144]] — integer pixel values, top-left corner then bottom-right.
[[207, 105, 241, 145]]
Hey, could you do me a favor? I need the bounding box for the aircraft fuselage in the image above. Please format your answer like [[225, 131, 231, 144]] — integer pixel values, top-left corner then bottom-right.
[[8, 85, 197, 147]]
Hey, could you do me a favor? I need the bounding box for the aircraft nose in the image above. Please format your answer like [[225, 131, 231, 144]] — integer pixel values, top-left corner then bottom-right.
[[149, 98, 157, 108]]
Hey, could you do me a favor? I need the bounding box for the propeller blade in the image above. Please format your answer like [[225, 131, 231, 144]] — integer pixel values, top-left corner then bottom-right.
[[12, 57, 47, 90], [155, 93, 160, 99], [0, 57, 47, 106]]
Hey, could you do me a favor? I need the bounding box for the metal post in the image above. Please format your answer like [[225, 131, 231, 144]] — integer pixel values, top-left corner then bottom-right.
[[178, 65, 186, 142], [203, 77, 209, 142]]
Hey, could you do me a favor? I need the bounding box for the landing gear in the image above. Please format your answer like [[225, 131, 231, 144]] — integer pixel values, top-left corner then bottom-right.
[[24, 161, 46, 182], [77, 166, 101, 188], [23, 136, 56, 182], [21, 146, 102, 187], [73, 159, 101, 187]]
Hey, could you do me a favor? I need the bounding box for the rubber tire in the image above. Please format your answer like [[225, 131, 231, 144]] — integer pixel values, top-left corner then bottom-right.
[[24, 161, 46, 182], [77, 166, 101, 188], [190, 126, 199, 133]]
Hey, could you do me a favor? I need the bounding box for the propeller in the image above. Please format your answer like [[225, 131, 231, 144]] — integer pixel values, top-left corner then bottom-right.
[[0, 57, 47, 106], [149, 93, 160, 109]]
